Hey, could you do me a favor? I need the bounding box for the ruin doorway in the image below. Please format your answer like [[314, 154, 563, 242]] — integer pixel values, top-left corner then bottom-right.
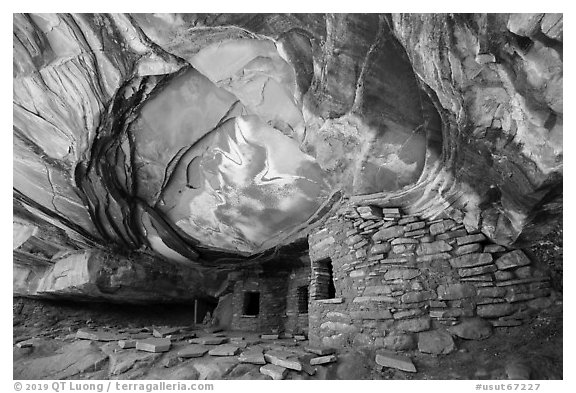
[[297, 285, 309, 313], [193, 297, 218, 324]]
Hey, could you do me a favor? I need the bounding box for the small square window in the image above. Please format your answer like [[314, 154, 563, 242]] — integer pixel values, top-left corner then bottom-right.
[[312, 257, 336, 300], [243, 292, 260, 316]]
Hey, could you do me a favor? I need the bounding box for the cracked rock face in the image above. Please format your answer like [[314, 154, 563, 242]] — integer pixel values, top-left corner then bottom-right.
[[13, 14, 562, 300]]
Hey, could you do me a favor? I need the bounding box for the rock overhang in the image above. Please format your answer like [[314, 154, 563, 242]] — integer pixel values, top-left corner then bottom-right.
[[66, 18, 437, 264], [115, 36, 334, 255], [13, 13, 562, 285]]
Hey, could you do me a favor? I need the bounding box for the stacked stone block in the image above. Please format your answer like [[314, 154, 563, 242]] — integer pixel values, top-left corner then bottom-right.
[[307, 203, 552, 352]]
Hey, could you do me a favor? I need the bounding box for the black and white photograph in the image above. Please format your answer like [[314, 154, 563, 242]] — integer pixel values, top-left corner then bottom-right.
[[10, 4, 566, 389]]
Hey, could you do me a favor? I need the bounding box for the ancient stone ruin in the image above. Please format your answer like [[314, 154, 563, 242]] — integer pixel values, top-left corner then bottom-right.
[[13, 13, 562, 380], [307, 205, 552, 351]]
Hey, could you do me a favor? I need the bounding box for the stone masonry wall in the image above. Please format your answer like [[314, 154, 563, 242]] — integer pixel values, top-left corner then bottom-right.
[[307, 203, 552, 353], [284, 268, 311, 335], [231, 272, 289, 333]]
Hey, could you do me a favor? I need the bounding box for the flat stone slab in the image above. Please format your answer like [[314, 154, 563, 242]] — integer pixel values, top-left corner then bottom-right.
[[15, 340, 34, 348], [264, 350, 303, 371], [238, 348, 266, 365], [76, 328, 126, 342], [456, 233, 486, 246], [297, 354, 318, 376], [429, 219, 457, 236], [495, 277, 548, 286], [495, 250, 531, 270], [437, 283, 477, 300], [260, 364, 288, 380], [310, 355, 337, 365], [484, 244, 506, 253], [244, 337, 262, 346], [208, 344, 240, 356], [265, 345, 308, 358], [192, 357, 240, 380], [391, 237, 419, 245], [305, 346, 336, 356], [357, 206, 383, 219], [477, 303, 516, 318], [416, 240, 452, 255], [109, 350, 161, 375], [273, 340, 297, 346], [177, 345, 209, 358], [375, 350, 417, 373], [153, 326, 182, 338], [189, 337, 228, 345], [131, 332, 153, 340], [450, 253, 493, 268], [458, 264, 497, 277], [136, 338, 171, 353], [13, 340, 108, 379], [374, 225, 405, 241], [173, 332, 197, 341], [455, 243, 482, 256], [260, 334, 279, 340], [118, 339, 136, 349], [263, 349, 294, 359], [314, 298, 344, 304]]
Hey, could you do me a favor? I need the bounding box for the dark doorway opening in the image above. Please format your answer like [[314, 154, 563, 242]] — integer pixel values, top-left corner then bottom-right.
[[313, 257, 336, 300], [243, 292, 260, 316], [194, 297, 218, 324], [327, 261, 336, 299], [297, 286, 309, 313]]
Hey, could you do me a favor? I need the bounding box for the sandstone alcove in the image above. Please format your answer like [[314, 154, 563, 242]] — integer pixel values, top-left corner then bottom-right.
[[13, 13, 562, 380]]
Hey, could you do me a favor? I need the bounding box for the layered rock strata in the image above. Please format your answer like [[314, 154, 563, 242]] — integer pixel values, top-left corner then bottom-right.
[[13, 249, 225, 303]]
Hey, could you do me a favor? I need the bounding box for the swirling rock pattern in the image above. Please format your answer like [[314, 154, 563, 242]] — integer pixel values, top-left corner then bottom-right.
[[13, 13, 562, 301]]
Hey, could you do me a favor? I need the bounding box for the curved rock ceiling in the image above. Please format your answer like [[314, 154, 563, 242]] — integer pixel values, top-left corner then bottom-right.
[[13, 13, 562, 270], [127, 39, 332, 254]]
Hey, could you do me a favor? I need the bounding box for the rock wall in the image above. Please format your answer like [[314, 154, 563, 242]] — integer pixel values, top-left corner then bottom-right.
[[212, 293, 233, 329], [284, 269, 311, 335], [230, 272, 289, 333], [13, 249, 222, 304], [307, 203, 552, 351], [229, 268, 310, 334], [13, 13, 562, 303], [359, 13, 563, 247]]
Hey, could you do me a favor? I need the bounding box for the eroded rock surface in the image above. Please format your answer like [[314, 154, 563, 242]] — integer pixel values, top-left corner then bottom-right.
[[13, 13, 562, 302]]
